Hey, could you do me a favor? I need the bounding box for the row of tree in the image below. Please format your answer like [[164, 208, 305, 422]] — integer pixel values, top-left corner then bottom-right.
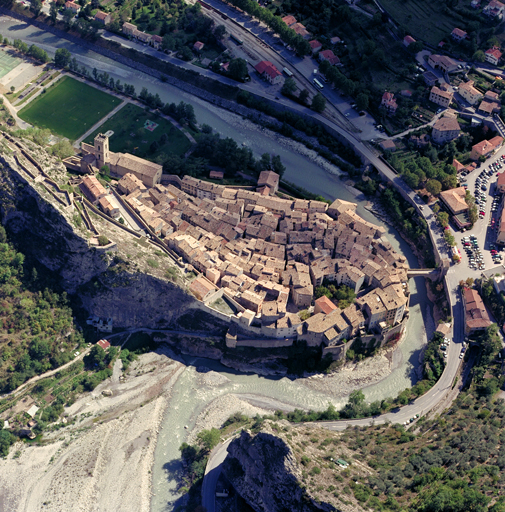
[[225, 0, 311, 55], [281, 77, 326, 112], [10, 38, 49, 63]]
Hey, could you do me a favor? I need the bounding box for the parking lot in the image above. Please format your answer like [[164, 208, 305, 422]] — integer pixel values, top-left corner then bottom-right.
[[452, 151, 505, 274]]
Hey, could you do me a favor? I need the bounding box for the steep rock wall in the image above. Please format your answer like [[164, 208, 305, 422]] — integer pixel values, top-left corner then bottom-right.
[[0, 155, 109, 293], [0, 148, 196, 328], [78, 269, 195, 328], [223, 430, 336, 512]]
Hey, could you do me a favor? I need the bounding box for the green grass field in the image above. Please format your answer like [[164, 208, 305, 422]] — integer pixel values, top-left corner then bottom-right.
[[380, 0, 462, 47], [19, 76, 122, 140], [84, 103, 192, 159]]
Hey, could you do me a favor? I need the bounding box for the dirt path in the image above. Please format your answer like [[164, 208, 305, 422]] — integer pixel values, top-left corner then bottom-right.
[[0, 346, 91, 400]]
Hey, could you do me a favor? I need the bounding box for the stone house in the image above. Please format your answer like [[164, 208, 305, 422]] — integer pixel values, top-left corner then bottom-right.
[[429, 86, 453, 108], [431, 116, 461, 144], [94, 11, 111, 25], [81, 134, 162, 188]]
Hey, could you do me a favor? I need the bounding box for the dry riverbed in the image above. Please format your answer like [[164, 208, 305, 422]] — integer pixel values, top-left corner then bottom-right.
[[0, 332, 407, 512], [0, 347, 182, 512]]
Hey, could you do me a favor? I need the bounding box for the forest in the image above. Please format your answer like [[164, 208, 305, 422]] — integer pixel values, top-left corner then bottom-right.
[[0, 225, 80, 394]]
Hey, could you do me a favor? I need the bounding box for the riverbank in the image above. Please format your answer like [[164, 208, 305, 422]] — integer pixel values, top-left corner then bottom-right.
[[300, 343, 401, 399], [0, 348, 182, 512]]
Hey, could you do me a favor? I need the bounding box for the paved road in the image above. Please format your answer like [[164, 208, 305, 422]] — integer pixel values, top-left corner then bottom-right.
[[201, 436, 236, 512]]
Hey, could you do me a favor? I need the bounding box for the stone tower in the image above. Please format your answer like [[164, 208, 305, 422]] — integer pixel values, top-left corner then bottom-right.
[[94, 133, 109, 169]]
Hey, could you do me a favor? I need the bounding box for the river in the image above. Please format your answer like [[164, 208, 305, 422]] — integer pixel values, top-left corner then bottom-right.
[[0, 16, 435, 511]]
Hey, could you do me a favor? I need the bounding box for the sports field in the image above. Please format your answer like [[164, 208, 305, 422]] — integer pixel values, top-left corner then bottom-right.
[[0, 49, 22, 79], [18, 76, 122, 140], [84, 103, 192, 159]]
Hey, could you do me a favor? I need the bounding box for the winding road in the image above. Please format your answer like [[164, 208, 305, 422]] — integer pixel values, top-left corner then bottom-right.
[[0, 9, 478, 511]]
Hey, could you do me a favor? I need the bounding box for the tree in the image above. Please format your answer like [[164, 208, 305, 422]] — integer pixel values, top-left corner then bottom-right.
[[62, 8, 74, 26], [473, 50, 486, 62], [0, 429, 15, 458], [54, 48, 72, 68], [349, 389, 365, 405], [97, 235, 109, 246], [179, 45, 193, 61], [299, 89, 309, 105], [311, 93, 326, 113], [271, 155, 285, 179], [28, 45, 49, 62], [356, 92, 369, 111], [214, 24, 226, 40], [197, 428, 221, 451], [30, 0, 43, 17], [50, 140, 74, 159], [87, 344, 106, 369], [426, 179, 442, 196], [437, 211, 449, 228], [281, 76, 297, 96], [49, 1, 58, 22], [228, 58, 248, 81]]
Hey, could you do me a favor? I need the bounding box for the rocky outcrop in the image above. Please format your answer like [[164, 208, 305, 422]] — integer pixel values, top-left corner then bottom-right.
[[78, 269, 194, 328], [223, 430, 336, 512], [0, 142, 196, 327], [0, 152, 108, 293]]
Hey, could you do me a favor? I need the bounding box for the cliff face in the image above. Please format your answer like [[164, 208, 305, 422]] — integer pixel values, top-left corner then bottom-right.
[[0, 147, 196, 328], [223, 430, 336, 512], [0, 154, 110, 293], [78, 269, 194, 328]]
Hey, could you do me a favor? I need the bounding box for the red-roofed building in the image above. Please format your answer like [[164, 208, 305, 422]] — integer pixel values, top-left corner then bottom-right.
[[451, 28, 467, 42], [485, 47, 503, 65], [452, 159, 465, 173], [254, 61, 282, 84], [64, 1, 80, 13], [314, 295, 337, 315], [193, 41, 205, 52], [291, 23, 310, 39], [309, 40, 322, 53], [318, 49, 340, 66], [470, 136, 503, 160], [80, 175, 107, 204], [483, 0, 505, 18], [497, 170, 505, 193], [209, 170, 224, 180], [462, 288, 491, 334], [380, 91, 398, 114], [94, 11, 111, 24], [151, 34, 163, 50], [97, 339, 111, 350], [403, 35, 416, 47], [281, 15, 297, 27]]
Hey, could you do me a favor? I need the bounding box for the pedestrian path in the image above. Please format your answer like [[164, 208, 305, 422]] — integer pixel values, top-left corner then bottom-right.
[[73, 99, 127, 148]]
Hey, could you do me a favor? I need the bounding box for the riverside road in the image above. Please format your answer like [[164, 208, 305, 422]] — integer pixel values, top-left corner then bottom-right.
[[0, 11, 488, 511]]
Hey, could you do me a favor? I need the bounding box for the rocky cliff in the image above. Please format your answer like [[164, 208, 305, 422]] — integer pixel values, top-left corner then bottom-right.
[[0, 140, 196, 328], [0, 150, 109, 293], [223, 429, 336, 512]]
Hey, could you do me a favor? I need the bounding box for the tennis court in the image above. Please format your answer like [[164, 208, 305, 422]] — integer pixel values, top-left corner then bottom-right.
[[0, 50, 22, 79]]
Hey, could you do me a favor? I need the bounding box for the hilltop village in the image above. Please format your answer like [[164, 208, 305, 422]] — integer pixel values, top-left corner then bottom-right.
[[74, 134, 410, 361]]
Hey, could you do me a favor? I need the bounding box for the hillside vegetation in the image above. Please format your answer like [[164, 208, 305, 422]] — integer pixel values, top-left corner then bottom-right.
[[0, 225, 82, 393]]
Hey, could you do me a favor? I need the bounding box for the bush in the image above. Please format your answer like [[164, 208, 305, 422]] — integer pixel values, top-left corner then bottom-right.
[[97, 235, 109, 246]]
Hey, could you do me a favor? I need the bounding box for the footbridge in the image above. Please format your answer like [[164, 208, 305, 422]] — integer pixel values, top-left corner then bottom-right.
[[407, 268, 443, 280]]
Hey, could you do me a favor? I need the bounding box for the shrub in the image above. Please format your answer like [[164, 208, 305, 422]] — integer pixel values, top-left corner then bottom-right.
[[97, 235, 109, 246]]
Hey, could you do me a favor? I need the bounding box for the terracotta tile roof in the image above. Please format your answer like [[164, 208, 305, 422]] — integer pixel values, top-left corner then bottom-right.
[[439, 186, 468, 214]]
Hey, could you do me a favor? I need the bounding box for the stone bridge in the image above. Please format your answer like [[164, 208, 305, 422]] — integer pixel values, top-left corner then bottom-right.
[[407, 267, 444, 280]]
